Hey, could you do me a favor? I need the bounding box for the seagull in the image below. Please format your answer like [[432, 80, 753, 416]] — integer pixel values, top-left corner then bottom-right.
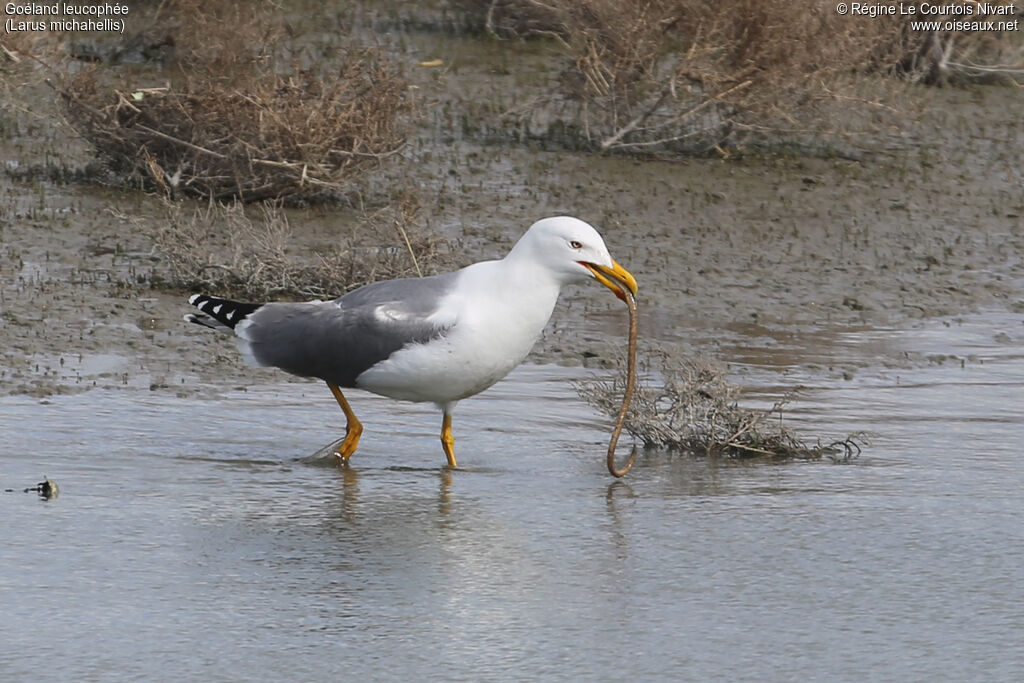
[[186, 216, 638, 468]]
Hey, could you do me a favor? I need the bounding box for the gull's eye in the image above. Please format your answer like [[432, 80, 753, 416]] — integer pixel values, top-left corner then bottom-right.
[[569, 240, 583, 249]]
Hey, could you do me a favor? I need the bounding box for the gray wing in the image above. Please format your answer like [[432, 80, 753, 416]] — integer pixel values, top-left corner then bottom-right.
[[238, 272, 460, 387]]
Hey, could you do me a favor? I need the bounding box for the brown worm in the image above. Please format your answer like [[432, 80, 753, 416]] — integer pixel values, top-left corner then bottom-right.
[[607, 288, 638, 478]]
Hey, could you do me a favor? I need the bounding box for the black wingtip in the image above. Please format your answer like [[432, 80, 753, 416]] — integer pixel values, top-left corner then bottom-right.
[[187, 294, 261, 329]]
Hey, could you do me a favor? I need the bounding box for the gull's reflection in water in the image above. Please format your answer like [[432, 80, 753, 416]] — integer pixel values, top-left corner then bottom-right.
[[437, 467, 452, 516], [335, 461, 360, 523], [312, 435, 455, 521]]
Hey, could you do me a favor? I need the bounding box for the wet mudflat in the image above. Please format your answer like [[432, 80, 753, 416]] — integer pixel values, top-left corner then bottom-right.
[[4, 316, 1024, 681]]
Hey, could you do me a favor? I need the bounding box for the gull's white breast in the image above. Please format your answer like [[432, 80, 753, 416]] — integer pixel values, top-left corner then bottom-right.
[[355, 259, 561, 404]]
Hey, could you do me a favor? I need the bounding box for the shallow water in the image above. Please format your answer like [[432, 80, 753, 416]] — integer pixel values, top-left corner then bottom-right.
[[3, 315, 1024, 681]]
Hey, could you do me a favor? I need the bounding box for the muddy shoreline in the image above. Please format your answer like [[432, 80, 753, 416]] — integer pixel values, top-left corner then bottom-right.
[[2, 15, 1022, 399]]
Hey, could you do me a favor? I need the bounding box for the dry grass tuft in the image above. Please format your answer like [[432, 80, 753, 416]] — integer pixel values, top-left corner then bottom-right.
[[148, 192, 448, 301], [55, 1, 412, 202], [578, 347, 865, 461], [453, 0, 1022, 152]]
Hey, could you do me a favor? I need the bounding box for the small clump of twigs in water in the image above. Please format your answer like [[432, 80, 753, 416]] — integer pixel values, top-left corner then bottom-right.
[[140, 192, 449, 301], [577, 347, 866, 461]]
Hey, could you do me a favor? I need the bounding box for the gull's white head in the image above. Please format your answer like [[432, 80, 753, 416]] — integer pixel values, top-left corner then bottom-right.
[[509, 216, 638, 300]]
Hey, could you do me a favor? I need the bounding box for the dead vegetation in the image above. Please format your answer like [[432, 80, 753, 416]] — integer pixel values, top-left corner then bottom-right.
[[144, 193, 449, 301], [4, 1, 447, 315], [889, 8, 1024, 85], [54, 1, 413, 202], [578, 347, 865, 461], [451, 0, 1022, 152]]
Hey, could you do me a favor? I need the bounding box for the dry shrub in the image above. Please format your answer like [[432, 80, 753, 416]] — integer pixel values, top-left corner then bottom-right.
[[453, 0, 1020, 152], [456, 0, 904, 151], [150, 193, 448, 301], [578, 348, 865, 461], [886, 7, 1024, 84], [57, 1, 412, 201]]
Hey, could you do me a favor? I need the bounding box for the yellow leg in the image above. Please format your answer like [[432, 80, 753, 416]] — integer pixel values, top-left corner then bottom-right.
[[327, 383, 363, 464], [440, 412, 457, 468]]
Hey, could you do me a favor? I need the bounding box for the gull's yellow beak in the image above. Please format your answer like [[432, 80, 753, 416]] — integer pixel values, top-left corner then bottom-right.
[[579, 259, 638, 302]]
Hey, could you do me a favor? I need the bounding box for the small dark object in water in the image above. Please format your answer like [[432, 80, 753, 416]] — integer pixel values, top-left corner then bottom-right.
[[606, 288, 639, 478], [24, 478, 59, 500]]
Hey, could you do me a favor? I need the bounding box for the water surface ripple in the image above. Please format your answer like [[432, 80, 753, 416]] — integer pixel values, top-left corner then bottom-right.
[[3, 318, 1024, 681]]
